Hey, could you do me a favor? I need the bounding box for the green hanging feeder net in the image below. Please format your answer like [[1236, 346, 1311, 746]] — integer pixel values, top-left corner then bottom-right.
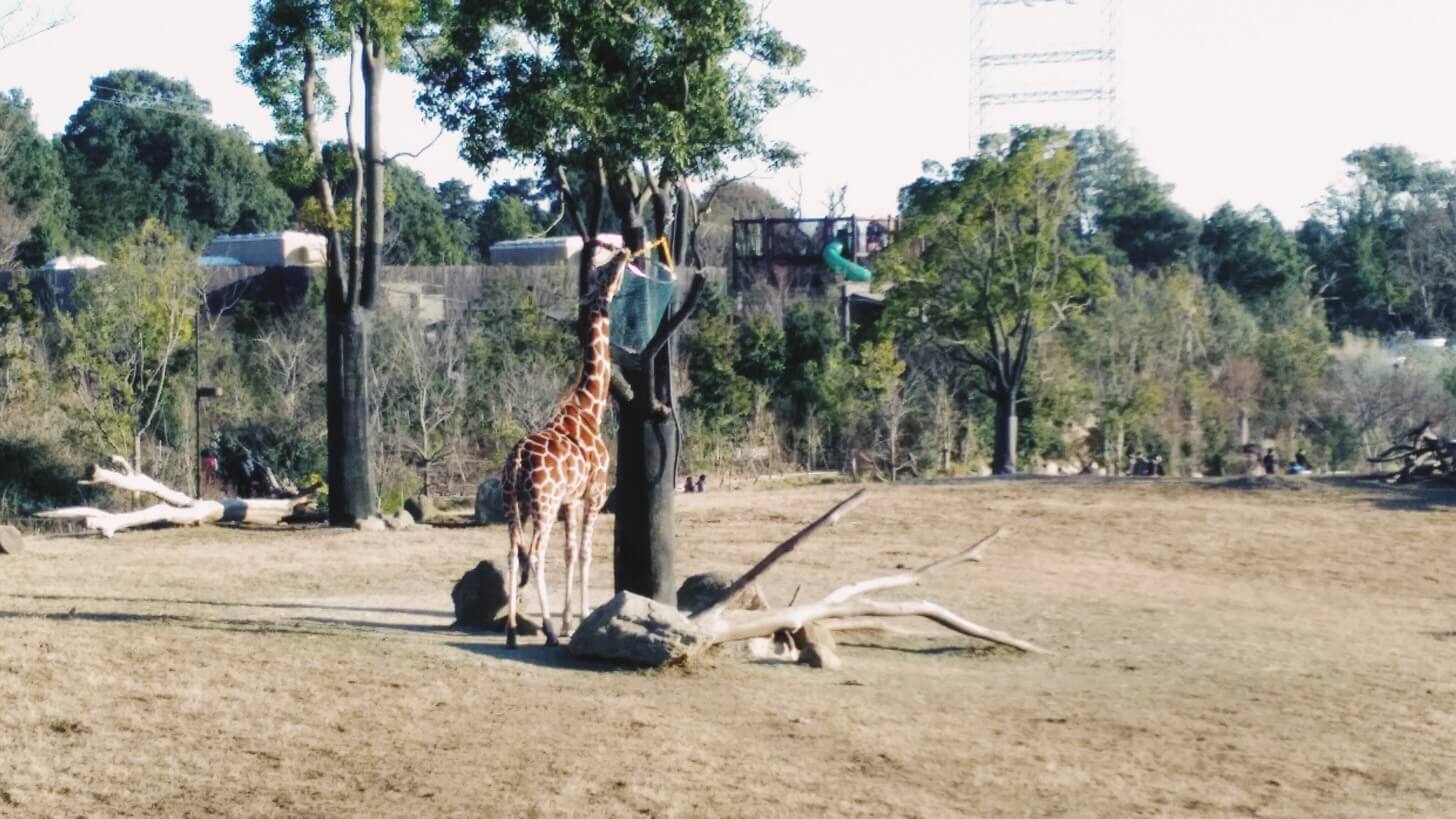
[[610, 257, 678, 354]]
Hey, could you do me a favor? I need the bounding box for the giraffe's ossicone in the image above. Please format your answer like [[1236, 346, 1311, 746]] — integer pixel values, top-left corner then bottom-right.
[[499, 249, 630, 647]]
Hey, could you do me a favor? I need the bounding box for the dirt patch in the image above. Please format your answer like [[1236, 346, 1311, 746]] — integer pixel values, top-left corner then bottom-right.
[[2, 478, 1454, 817]]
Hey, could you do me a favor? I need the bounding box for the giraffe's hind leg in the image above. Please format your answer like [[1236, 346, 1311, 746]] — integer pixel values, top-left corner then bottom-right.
[[529, 502, 561, 647], [560, 501, 583, 638], [504, 498, 523, 649], [579, 494, 603, 629]]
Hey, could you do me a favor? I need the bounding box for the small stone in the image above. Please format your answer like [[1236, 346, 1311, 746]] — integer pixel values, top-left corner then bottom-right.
[[676, 572, 768, 615], [0, 525, 25, 555], [568, 592, 707, 667], [404, 495, 439, 523], [354, 516, 387, 532], [475, 478, 506, 524], [385, 510, 415, 531], [795, 623, 842, 670]]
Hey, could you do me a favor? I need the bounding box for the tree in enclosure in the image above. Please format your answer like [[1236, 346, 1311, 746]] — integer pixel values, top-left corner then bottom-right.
[[239, 0, 437, 525], [880, 129, 1109, 474], [417, 0, 808, 602], [55, 220, 201, 478]]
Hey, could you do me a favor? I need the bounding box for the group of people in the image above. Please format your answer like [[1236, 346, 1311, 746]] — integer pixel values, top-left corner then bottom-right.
[[682, 474, 708, 493], [1129, 452, 1166, 477], [1126, 447, 1315, 477], [1262, 448, 1312, 476]]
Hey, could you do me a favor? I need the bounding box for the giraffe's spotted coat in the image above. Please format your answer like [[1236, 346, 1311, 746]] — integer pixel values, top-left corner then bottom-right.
[[500, 250, 628, 646]]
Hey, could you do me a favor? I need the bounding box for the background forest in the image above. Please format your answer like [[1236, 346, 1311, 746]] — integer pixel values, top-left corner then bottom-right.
[[5, 68, 1456, 516]]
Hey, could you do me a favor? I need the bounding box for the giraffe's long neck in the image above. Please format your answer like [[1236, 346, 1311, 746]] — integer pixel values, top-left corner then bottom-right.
[[569, 300, 612, 432]]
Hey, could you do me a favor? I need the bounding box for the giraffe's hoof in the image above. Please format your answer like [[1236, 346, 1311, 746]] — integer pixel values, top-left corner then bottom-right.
[[506, 629, 518, 649], [544, 634, 561, 648]]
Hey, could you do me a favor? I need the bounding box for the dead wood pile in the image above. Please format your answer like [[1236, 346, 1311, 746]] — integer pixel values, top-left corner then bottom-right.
[[39, 456, 315, 537], [567, 489, 1049, 668], [1368, 421, 1456, 484]]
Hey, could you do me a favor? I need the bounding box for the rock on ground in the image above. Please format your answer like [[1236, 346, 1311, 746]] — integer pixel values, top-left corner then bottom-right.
[[354, 516, 387, 532], [676, 572, 769, 615], [385, 510, 415, 531], [475, 478, 506, 524], [0, 525, 24, 555], [404, 495, 438, 523], [568, 592, 707, 667], [794, 623, 842, 670], [452, 560, 511, 629]]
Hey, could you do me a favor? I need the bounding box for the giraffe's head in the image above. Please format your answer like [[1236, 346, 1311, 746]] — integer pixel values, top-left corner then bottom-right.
[[586, 248, 631, 306]]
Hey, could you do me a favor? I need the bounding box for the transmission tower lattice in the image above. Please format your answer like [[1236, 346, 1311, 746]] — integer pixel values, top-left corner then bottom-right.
[[969, 0, 1120, 152]]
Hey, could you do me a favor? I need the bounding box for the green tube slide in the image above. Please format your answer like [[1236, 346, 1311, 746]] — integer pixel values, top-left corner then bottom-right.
[[822, 239, 873, 282]]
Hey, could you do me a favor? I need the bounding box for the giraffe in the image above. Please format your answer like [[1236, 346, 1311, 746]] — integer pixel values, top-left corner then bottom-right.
[[500, 248, 630, 648]]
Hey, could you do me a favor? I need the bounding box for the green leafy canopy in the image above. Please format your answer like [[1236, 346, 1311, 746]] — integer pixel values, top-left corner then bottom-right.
[[416, 0, 810, 180]]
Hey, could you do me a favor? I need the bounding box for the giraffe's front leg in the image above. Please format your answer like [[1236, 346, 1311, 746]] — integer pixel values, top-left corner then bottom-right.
[[559, 502, 582, 638], [579, 503, 600, 629]]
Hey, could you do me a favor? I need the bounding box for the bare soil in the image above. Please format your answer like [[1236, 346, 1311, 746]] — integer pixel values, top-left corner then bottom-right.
[[2, 477, 1453, 818]]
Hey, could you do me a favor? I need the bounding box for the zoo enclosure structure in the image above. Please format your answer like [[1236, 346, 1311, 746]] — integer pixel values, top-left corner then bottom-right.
[[730, 215, 898, 338]]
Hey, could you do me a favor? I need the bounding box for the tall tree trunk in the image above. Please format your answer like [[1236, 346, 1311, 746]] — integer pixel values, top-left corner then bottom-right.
[[325, 30, 383, 525], [1114, 421, 1126, 475], [613, 362, 677, 604], [992, 389, 1018, 475], [360, 35, 382, 313], [611, 177, 693, 604], [326, 305, 373, 523]]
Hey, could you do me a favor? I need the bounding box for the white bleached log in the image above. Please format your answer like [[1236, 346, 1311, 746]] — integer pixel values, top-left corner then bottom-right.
[[39, 457, 303, 537]]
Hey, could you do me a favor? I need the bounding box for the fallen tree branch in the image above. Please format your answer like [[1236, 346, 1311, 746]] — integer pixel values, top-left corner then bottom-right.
[[570, 496, 1050, 667], [691, 488, 869, 619], [686, 494, 1045, 657], [706, 598, 1048, 654], [79, 457, 193, 506], [822, 528, 1006, 604], [40, 458, 307, 538]]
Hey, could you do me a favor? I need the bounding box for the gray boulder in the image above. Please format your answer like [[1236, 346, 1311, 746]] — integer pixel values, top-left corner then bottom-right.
[[475, 478, 506, 524], [568, 592, 707, 667], [676, 571, 768, 615], [0, 525, 24, 555], [452, 560, 511, 629]]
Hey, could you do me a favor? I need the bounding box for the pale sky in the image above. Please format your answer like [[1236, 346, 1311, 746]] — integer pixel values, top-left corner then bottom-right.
[[3, 0, 1455, 227]]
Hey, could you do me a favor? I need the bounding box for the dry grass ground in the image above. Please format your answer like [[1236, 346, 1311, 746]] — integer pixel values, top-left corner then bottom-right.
[[1, 477, 1453, 818]]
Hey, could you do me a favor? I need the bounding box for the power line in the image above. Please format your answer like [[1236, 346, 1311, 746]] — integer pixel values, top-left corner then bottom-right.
[[969, 0, 1121, 151]]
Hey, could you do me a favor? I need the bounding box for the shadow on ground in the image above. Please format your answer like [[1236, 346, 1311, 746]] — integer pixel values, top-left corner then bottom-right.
[[0, 607, 460, 639], [1, 593, 448, 619], [1317, 475, 1456, 512], [446, 640, 628, 672]]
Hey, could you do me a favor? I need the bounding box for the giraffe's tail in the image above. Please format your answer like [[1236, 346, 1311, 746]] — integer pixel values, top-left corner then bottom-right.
[[503, 448, 531, 589]]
